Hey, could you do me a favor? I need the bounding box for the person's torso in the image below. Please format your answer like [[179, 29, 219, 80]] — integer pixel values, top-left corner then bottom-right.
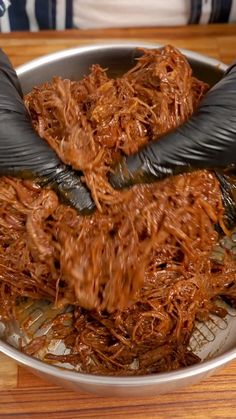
[[0, 0, 235, 32]]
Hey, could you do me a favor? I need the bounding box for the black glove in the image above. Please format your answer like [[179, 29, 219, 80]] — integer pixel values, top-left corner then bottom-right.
[[110, 62, 236, 227], [110, 63, 236, 187], [0, 49, 94, 214]]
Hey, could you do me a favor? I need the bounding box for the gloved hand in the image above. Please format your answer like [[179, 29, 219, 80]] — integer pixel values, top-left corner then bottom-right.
[[0, 49, 94, 214], [110, 62, 236, 226], [110, 63, 236, 187]]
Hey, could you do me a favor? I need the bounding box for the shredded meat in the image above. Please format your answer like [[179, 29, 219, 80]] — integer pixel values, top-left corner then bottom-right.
[[1, 45, 236, 376]]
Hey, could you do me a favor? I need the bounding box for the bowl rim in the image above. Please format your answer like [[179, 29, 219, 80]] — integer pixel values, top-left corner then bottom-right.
[[16, 42, 228, 76], [1, 339, 236, 386], [1, 43, 233, 387]]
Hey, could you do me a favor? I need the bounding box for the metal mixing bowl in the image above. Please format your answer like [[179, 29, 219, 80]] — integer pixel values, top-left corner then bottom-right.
[[1, 43, 236, 397]]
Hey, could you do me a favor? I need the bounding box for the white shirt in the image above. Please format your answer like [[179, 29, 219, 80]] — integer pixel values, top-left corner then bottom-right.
[[74, 0, 236, 28], [74, 0, 190, 29]]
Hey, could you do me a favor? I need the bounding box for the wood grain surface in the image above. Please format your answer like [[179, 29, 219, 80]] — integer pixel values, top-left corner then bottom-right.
[[0, 24, 235, 66], [0, 24, 236, 418]]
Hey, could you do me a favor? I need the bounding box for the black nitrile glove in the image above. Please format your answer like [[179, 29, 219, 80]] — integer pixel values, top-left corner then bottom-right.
[[110, 62, 236, 227], [0, 49, 94, 214], [110, 63, 236, 188]]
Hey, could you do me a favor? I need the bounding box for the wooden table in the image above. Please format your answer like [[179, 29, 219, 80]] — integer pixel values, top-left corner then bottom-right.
[[0, 24, 236, 419]]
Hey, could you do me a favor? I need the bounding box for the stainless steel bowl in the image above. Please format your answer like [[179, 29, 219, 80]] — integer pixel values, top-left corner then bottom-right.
[[1, 43, 236, 397]]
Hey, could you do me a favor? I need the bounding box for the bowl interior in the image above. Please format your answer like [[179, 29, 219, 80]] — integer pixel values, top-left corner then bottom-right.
[[17, 44, 227, 94]]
